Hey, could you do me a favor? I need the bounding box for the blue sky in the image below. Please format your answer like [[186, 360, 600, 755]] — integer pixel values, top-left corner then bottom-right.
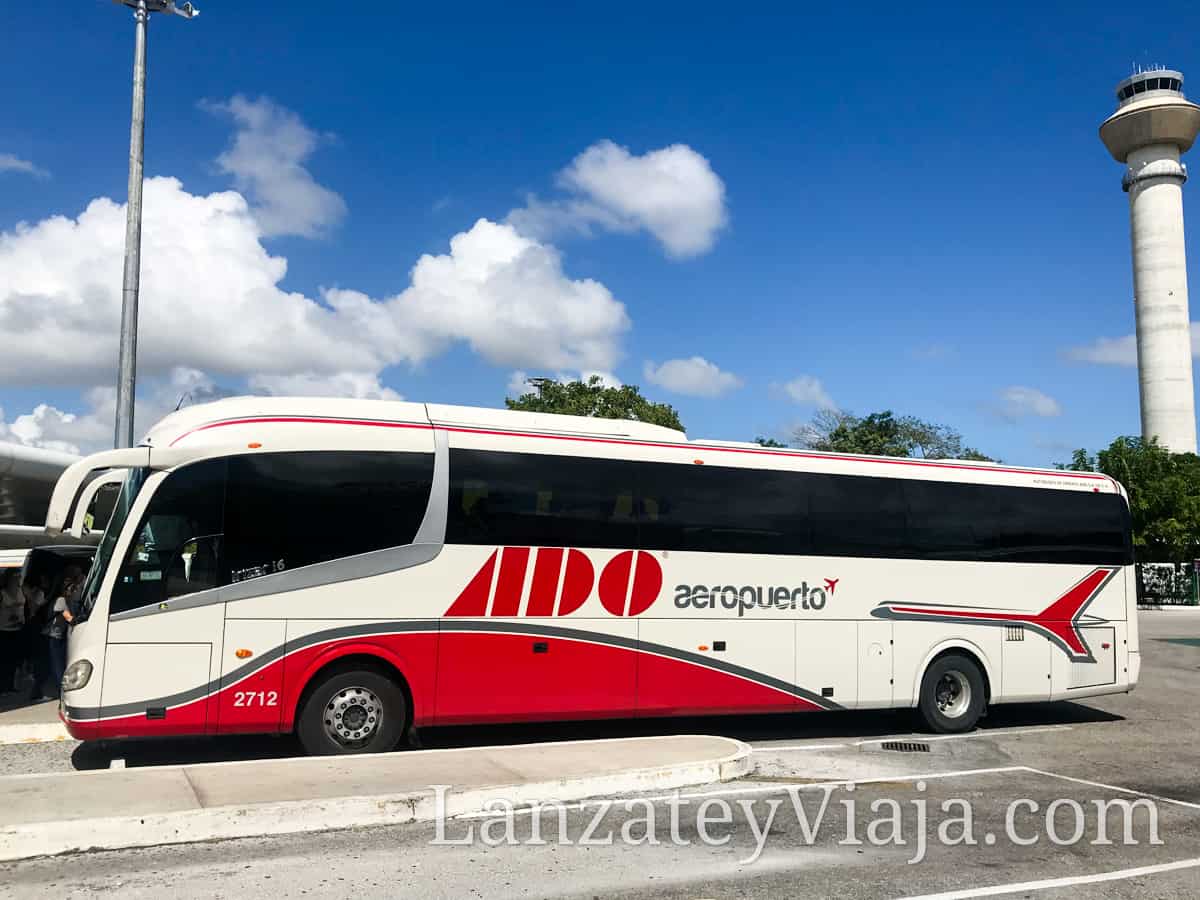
[[1, 0, 1198, 463]]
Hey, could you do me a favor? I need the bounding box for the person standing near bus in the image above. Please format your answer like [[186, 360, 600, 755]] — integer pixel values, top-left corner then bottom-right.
[[23, 574, 50, 701], [0, 569, 26, 694], [44, 568, 82, 694]]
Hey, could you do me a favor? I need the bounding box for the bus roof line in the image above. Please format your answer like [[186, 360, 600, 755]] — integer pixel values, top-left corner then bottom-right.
[[159, 412, 1111, 485]]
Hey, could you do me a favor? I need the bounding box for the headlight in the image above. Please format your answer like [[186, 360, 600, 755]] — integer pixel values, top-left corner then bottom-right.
[[61, 659, 93, 692]]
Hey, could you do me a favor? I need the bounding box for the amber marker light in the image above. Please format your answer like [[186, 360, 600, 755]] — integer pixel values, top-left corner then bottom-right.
[[248, 442, 263, 449], [235, 649, 253, 659]]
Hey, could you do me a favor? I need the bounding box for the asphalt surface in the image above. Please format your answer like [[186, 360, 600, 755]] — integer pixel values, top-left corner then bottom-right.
[[2, 610, 1199, 899]]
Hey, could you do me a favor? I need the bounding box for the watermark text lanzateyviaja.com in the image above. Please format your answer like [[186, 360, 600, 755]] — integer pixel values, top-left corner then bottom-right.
[[431, 783, 1162, 865]]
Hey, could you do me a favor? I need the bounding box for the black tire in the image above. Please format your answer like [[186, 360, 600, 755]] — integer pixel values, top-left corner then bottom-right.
[[296, 666, 408, 756], [71, 740, 116, 771], [917, 653, 985, 734]]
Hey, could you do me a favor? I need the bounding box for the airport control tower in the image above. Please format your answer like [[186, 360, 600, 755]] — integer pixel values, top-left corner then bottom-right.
[[1101, 69, 1200, 454]]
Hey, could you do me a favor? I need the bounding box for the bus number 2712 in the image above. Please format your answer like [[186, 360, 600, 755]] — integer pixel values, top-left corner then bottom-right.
[[233, 691, 279, 707]]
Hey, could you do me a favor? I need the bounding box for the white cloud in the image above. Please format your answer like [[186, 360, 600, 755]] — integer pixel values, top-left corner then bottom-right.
[[997, 386, 1062, 420], [0, 368, 228, 455], [1, 118, 711, 451], [248, 372, 401, 401], [506, 369, 621, 398], [1064, 333, 1139, 366], [0, 154, 48, 179], [0, 404, 100, 455], [506, 371, 535, 397], [643, 357, 742, 397], [781, 375, 836, 409], [508, 140, 727, 258], [204, 95, 346, 238], [1064, 324, 1200, 366], [581, 370, 621, 388], [371, 219, 629, 371], [0, 179, 629, 386]]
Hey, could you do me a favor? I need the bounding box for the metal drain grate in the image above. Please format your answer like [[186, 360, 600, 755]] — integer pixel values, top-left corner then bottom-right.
[[879, 741, 930, 753]]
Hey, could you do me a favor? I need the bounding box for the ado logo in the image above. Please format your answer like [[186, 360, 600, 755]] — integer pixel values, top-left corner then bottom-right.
[[445, 548, 663, 618]]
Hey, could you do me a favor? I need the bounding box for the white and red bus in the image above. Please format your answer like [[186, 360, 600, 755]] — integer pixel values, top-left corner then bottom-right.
[[46, 397, 1138, 754]]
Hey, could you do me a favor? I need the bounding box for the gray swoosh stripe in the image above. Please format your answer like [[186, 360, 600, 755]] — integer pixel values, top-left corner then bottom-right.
[[440, 620, 843, 710], [869, 567, 1121, 665], [66, 618, 843, 719], [66, 620, 438, 720]]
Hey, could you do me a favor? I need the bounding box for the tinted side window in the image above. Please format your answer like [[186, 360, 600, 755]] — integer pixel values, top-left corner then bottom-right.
[[807, 473, 912, 558], [445, 449, 1131, 565], [111, 458, 227, 615], [224, 451, 434, 581], [638, 463, 808, 554], [904, 481, 1131, 565], [447, 450, 636, 548]]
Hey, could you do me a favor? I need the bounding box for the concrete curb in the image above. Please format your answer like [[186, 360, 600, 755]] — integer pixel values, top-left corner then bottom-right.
[[0, 722, 72, 746], [0, 735, 753, 861]]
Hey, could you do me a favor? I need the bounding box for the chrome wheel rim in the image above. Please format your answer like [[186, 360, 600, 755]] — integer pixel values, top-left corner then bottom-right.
[[323, 686, 383, 746], [935, 670, 972, 719]]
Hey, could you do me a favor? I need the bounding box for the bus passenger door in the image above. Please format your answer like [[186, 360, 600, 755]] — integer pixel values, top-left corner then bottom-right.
[[216, 619, 286, 734]]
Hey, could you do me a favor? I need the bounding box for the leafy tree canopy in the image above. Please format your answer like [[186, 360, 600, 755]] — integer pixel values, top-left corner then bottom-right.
[[1062, 436, 1200, 562], [506, 376, 684, 432], [753, 436, 788, 448], [795, 409, 993, 461]]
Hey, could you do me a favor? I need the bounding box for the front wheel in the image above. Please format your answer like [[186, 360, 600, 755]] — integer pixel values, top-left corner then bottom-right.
[[296, 666, 408, 756], [917, 654, 985, 734]]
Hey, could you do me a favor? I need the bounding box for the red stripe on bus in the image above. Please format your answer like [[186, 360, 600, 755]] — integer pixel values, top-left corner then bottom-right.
[[444, 549, 497, 616], [61, 630, 821, 740], [444, 425, 1111, 482], [491, 547, 529, 617], [168, 416, 433, 446], [166, 414, 1110, 483], [887, 567, 1116, 659], [558, 549, 594, 616], [526, 548, 563, 617]]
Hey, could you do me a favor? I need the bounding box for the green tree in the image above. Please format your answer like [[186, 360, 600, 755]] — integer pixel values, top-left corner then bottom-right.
[[506, 376, 684, 431], [753, 436, 788, 448], [1063, 436, 1200, 562], [796, 409, 994, 461]]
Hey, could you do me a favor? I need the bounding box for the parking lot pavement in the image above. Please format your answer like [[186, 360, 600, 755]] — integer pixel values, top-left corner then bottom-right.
[[1, 610, 1198, 897], [4, 761, 1197, 899]]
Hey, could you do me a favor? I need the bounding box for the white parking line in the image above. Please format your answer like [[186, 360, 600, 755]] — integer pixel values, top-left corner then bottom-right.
[[896, 856, 1200, 899], [752, 725, 1072, 753], [1026, 766, 1200, 811]]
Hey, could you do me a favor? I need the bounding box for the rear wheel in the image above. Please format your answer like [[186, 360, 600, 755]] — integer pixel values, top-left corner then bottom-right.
[[917, 654, 985, 734], [297, 666, 408, 755]]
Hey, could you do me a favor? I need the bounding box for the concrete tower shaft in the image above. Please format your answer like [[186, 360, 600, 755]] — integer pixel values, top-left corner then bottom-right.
[[1100, 69, 1200, 454]]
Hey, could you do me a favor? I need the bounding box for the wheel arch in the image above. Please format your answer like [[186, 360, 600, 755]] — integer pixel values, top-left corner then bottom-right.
[[286, 641, 415, 733], [909, 638, 995, 708]]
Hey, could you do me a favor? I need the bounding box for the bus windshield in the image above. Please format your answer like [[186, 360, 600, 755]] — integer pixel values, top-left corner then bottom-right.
[[78, 467, 148, 621]]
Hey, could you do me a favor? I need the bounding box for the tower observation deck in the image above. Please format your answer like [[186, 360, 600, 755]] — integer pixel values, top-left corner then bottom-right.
[[1100, 69, 1200, 454]]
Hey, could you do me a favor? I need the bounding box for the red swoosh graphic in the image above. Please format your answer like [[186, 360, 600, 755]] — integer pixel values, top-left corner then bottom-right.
[[882, 567, 1117, 660]]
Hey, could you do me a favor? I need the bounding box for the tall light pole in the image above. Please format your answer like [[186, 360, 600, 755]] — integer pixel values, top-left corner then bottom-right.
[[112, 0, 199, 449]]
